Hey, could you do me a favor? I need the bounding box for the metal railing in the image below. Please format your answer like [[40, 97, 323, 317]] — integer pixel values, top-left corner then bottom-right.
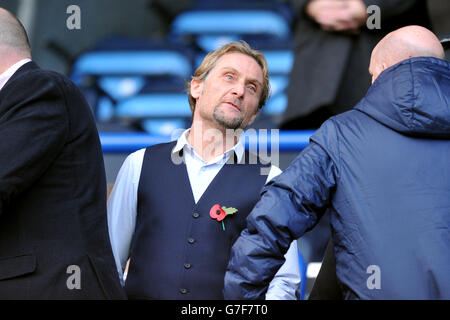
[[100, 130, 315, 153]]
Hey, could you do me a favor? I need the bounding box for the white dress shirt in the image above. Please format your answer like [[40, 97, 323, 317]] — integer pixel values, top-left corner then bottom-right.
[[107, 129, 301, 299], [0, 58, 32, 92]]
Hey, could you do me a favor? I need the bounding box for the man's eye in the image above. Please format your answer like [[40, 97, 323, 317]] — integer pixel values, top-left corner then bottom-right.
[[225, 74, 234, 80], [247, 85, 257, 92]]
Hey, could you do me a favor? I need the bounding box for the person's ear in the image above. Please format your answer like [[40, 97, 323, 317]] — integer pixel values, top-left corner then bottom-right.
[[190, 78, 204, 99]]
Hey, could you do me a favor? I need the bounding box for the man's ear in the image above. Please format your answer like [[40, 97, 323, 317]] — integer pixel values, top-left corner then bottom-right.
[[190, 78, 204, 99]]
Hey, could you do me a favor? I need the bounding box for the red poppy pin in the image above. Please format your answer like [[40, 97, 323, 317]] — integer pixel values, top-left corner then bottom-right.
[[209, 204, 238, 231]]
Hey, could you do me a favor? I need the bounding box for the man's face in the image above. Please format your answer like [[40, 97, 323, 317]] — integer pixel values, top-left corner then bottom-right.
[[190, 52, 264, 130]]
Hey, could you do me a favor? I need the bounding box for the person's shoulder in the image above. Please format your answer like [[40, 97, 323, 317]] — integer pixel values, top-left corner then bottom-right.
[[24, 63, 85, 92], [14, 63, 66, 83], [1, 64, 73, 112], [38, 68, 80, 91], [311, 110, 360, 139], [10, 64, 79, 98], [332, 109, 365, 123], [126, 148, 146, 163], [145, 140, 178, 153], [117, 148, 146, 176], [5, 63, 55, 89], [127, 141, 178, 164]]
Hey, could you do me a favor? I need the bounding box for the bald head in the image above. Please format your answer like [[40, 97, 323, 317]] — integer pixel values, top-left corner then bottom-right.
[[369, 26, 445, 83], [0, 7, 31, 60]]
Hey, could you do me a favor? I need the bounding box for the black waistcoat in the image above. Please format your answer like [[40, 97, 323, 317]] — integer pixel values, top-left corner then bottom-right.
[[125, 141, 268, 299]]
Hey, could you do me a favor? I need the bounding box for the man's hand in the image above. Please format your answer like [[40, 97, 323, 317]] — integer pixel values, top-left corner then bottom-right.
[[344, 0, 368, 29], [305, 0, 367, 33]]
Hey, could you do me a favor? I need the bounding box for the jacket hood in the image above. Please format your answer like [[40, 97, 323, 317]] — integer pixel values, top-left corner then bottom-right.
[[355, 57, 450, 138]]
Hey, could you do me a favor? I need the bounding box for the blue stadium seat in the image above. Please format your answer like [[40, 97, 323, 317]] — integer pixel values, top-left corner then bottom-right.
[[96, 96, 115, 122], [114, 93, 191, 135], [71, 50, 193, 85], [170, 9, 292, 54], [97, 76, 146, 101], [140, 118, 188, 136], [262, 50, 294, 75], [171, 10, 290, 38], [116, 93, 191, 118], [196, 35, 241, 53], [270, 75, 290, 97], [192, 0, 295, 26], [70, 44, 194, 125], [264, 93, 287, 115]]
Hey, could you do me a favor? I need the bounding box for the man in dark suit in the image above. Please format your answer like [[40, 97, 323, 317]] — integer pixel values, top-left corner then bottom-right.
[[0, 7, 126, 299]]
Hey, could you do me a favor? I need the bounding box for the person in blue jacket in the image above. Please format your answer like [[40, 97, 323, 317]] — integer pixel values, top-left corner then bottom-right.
[[224, 25, 450, 300]]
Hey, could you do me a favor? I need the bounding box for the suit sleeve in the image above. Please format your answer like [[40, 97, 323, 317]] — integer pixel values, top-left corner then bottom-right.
[[224, 121, 339, 300], [0, 72, 68, 216]]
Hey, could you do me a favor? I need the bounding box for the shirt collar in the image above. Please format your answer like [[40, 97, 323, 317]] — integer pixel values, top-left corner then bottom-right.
[[172, 128, 245, 164], [0, 58, 32, 92]]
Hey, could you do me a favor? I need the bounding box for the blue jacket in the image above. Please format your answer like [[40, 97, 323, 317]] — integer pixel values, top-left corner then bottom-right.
[[224, 57, 450, 299]]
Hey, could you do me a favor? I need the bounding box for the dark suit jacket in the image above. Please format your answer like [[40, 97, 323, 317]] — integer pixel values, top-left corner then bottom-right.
[[283, 0, 431, 126], [0, 61, 126, 299]]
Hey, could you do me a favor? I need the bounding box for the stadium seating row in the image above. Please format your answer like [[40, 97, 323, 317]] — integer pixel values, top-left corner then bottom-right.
[[70, 0, 295, 135]]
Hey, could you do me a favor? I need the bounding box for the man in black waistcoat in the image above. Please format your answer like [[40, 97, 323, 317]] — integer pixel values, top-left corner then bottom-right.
[[0, 8, 126, 299], [107, 41, 301, 299]]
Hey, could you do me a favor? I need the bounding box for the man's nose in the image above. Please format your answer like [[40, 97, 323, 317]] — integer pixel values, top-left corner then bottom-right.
[[231, 81, 245, 97]]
